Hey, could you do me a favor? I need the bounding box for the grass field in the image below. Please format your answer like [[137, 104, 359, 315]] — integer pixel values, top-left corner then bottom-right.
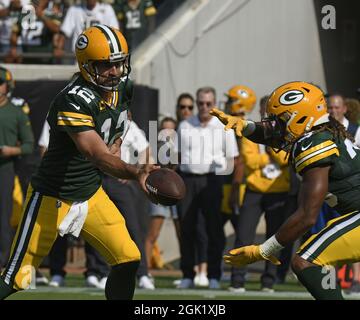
[[6, 272, 360, 300]]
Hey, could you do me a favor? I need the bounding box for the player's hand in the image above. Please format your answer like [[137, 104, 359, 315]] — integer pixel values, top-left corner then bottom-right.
[[223, 245, 281, 267], [210, 108, 247, 137], [109, 138, 122, 157], [0, 146, 18, 158], [137, 164, 160, 195]]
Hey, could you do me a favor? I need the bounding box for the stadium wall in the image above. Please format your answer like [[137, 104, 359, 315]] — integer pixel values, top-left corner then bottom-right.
[[132, 0, 326, 120]]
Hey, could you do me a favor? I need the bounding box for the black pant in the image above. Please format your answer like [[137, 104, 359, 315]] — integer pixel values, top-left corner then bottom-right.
[[0, 163, 15, 268], [231, 189, 288, 288], [102, 176, 149, 278], [177, 173, 225, 280]]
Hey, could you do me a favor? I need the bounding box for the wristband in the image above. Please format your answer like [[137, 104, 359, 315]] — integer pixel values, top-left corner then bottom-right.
[[259, 235, 284, 258]]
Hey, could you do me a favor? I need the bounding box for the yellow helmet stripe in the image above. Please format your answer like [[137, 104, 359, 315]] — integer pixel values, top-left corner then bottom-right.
[[95, 25, 120, 54]]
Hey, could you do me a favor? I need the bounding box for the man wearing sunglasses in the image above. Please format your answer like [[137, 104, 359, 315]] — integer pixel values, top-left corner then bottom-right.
[[0, 66, 34, 270], [176, 86, 239, 289]]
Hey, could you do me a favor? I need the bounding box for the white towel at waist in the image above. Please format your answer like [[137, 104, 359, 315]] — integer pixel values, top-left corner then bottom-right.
[[58, 201, 89, 238]]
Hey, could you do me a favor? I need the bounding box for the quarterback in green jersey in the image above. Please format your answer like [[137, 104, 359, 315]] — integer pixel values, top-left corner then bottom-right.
[[0, 24, 158, 300], [211, 81, 360, 300]]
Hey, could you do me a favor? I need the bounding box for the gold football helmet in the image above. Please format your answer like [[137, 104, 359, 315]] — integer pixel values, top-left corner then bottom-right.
[[266, 81, 328, 146], [75, 24, 130, 91], [225, 85, 256, 116]]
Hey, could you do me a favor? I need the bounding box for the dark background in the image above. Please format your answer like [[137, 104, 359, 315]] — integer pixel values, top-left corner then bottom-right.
[[314, 0, 360, 98]]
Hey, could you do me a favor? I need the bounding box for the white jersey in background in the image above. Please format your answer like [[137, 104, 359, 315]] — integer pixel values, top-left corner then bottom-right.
[[60, 2, 119, 52], [0, 0, 29, 48]]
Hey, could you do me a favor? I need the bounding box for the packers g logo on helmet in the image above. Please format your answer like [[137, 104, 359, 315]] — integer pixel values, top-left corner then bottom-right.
[[76, 35, 88, 50], [75, 24, 130, 92], [266, 81, 329, 147], [279, 90, 304, 105]]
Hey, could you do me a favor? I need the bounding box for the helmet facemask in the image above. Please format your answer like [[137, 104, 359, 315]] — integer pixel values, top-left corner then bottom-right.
[[83, 54, 131, 92]]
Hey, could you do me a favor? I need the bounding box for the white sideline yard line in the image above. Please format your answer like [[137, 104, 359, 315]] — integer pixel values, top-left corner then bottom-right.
[[16, 287, 360, 300]]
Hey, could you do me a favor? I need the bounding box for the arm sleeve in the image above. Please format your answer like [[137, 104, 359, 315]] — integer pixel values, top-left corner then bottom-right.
[[18, 112, 34, 155], [38, 120, 50, 148], [292, 136, 339, 175], [246, 122, 283, 149], [55, 94, 95, 134]]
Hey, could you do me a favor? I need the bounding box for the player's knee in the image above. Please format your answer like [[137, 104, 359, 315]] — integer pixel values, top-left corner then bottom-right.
[[291, 254, 311, 274]]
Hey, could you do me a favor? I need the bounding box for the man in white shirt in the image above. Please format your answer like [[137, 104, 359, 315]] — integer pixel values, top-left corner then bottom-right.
[[328, 94, 360, 146], [56, 0, 118, 57], [176, 86, 239, 289]]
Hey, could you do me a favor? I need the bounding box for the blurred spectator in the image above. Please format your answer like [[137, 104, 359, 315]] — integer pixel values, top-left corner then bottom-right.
[[0, 66, 34, 268], [0, 0, 26, 61], [115, 0, 156, 50], [345, 98, 360, 126], [57, 0, 118, 61], [220, 85, 256, 287], [145, 117, 179, 282], [229, 96, 290, 293], [176, 87, 239, 289], [328, 94, 360, 146], [175, 93, 194, 123], [8, 0, 63, 64], [175, 93, 209, 287]]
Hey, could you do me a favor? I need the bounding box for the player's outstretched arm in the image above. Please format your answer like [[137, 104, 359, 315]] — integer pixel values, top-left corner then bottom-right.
[[210, 108, 251, 137], [224, 166, 329, 268], [275, 166, 329, 244], [68, 130, 158, 193]]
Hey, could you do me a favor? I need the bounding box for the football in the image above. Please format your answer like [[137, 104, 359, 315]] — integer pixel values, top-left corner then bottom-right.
[[145, 168, 186, 206]]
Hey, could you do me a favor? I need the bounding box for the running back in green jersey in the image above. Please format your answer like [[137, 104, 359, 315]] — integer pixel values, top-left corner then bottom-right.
[[32, 74, 133, 201], [291, 129, 360, 215]]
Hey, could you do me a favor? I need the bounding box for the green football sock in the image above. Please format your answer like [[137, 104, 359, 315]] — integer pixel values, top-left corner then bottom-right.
[[296, 266, 344, 300], [0, 277, 16, 300]]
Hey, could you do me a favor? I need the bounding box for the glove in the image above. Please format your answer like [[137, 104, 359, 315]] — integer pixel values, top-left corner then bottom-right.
[[223, 245, 281, 267], [209, 108, 247, 137]]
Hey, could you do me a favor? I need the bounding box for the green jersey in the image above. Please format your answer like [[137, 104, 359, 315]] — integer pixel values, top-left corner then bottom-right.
[[0, 100, 34, 167], [115, 0, 156, 49], [291, 130, 360, 214], [31, 75, 133, 201]]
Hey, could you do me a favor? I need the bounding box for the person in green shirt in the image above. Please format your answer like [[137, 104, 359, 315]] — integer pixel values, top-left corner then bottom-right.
[[0, 66, 34, 270]]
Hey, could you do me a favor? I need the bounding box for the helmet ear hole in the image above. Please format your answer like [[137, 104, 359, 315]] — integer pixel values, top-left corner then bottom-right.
[[296, 116, 307, 124]]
